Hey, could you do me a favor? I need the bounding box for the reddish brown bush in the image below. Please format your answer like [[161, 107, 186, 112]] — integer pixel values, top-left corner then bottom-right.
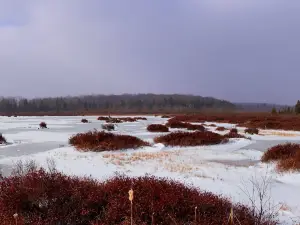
[[224, 131, 247, 139], [39, 122, 47, 129], [0, 134, 7, 144], [230, 128, 238, 133], [208, 124, 217, 127], [81, 118, 89, 123], [216, 126, 226, 131], [147, 124, 169, 132], [166, 120, 190, 129], [277, 150, 300, 172], [186, 124, 205, 131], [261, 143, 300, 162], [154, 131, 228, 147], [0, 170, 276, 225], [135, 117, 147, 120], [69, 131, 150, 152], [262, 143, 300, 172], [245, 128, 259, 135], [120, 117, 137, 122], [98, 116, 110, 121], [161, 115, 171, 118], [102, 124, 115, 131], [106, 118, 123, 123]]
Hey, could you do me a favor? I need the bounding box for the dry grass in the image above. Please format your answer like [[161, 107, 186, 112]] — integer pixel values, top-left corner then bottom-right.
[[260, 131, 300, 137]]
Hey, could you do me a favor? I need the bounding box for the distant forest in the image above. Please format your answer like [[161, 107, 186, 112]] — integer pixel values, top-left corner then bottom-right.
[[0, 94, 235, 115]]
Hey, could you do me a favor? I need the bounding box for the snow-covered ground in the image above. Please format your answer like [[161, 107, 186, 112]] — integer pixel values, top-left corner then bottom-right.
[[0, 116, 300, 224]]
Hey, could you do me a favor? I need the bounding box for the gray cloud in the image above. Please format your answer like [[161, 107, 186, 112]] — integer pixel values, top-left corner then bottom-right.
[[0, 0, 299, 104]]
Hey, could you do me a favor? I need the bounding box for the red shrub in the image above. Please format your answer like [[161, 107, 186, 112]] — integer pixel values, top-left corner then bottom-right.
[[261, 143, 300, 162], [135, 117, 147, 120], [69, 131, 150, 152], [166, 120, 190, 129], [230, 128, 238, 133], [81, 118, 89, 123], [216, 127, 226, 131], [102, 124, 115, 131], [186, 124, 205, 131], [97, 116, 109, 121], [245, 128, 259, 135], [39, 122, 47, 129], [161, 115, 171, 118], [106, 118, 123, 123], [0, 170, 276, 225], [208, 124, 216, 127], [120, 117, 137, 122], [224, 131, 247, 139], [154, 131, 228, 147], [277, 150, 300, 172], [147, 124, 169, 132], [0, 134, 7, 144]]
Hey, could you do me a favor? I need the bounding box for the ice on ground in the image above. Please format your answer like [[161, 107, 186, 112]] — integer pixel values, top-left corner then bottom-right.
[[0, 116, 300, 224]]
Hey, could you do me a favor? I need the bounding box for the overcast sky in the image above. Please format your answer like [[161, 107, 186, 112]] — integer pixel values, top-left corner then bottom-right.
[[0, 0, 299, 104]]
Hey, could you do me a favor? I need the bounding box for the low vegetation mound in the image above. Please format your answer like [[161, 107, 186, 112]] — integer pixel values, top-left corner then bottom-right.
[[69, 130, 150, 151], [98, 116, 109, 121], [161, 115, 171, 118], [154, 131, 228, 147], [0, 134, 7, 144], [186, 124, 205, 131], [224, 129, 247, 139], [81, 118, 89, 123], [245, 128, 259, 135], [147, 124, 169, 132], [230, 128, 238, 133], [106, 118, 123, 123], [216, 126, 226, 131], [102, 124, 115, 131], [0, 169, 276, 225], [262, 143, 300, 172], [166, 120, 189, 128], [39, 122, 47, 129], [135, 117, 147, 120]]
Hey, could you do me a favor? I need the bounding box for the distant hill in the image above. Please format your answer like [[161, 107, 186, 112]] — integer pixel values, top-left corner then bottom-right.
[[235, 102, 292, 112], [0, 94, 236, 115]]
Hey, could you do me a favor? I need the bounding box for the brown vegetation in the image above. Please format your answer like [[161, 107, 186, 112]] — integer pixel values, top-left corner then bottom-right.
[[0, 170, 275, 225], [0, 134, 7, 144], [186, 124, 205, 131], [154, 131, 228, 147], [245, 128, 259, 135], [81, 118, 89, 123], [216, 126, 226, 131], [224, 129, 247, 139], [39, 122, 47, 129], [69, 131, 150, 152], [98, 116, 110, 121], [102, 124, 115, 131], [147, 124, 169, 132], [262, 143, 300, 172]]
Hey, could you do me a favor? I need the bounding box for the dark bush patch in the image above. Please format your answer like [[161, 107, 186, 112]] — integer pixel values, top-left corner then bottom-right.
[[208, 124, 216, 127], [39, 122, 47, 129], [262, 143, 300, 172], [69, 131, 150, 152], [161, 115, 171, 118], [0, 170, 277, 225], [147, 124, 169, 132], [230, 128, 238, 133], [135, 117, 147, 120], [245, 128, 259, 135], [98, 116, 110, 121], [0, 134, 7, 144], [186, 124, 205, 131], [81, 118, 89, 123], [106, 118, 123, 123], [165, 120, 190, 129], [216, 127, 226, 131], [154, 131, 228, 147], [224, 131, 247, 139], [102, 124, 115, 131]]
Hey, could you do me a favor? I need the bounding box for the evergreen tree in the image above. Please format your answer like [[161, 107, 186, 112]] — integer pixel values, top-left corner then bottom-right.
[[295, 100, 300, 114], [271, 107, 277, 114]]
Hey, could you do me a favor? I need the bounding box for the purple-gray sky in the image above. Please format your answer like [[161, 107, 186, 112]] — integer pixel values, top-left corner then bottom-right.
[[0, 0, 299, 104]]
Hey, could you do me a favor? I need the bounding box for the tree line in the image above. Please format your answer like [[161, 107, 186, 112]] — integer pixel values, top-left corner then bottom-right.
[[271, 100, 300, 115], [0, 94, 235, 115]]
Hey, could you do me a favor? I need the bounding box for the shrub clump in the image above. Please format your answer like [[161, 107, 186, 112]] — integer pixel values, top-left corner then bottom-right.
[[224, 131, 247, 139], [245, 128, 259, 135], [135, 117, 147, 120], [154, 131, 228, 147], [161, 115, 171, 118], [262, 143, 300, 172], [0, 134, 7, 144], [0, 170, 276, 225], [216, 126, 226, 131], [69, 130, 150, 152], [186, 124, 205, 131], [106, 118, 123, 123], [39, 122, 47, 129], [166, 120, 189, 129], [147, 124, 169, 132], [230, 128, 238, 133], [98, 116, 109, 121], [102, 124, 115, 131], [81, 118, 89, 123]]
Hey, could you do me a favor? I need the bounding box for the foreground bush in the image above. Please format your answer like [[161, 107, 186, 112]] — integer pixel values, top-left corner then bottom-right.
[[81, 118, 89, 123], [0, 170, 276, 225], [39, 122, 47, 129], [147, 124, 169, 132], [69, 131, 150, 151], [245, 128, 259, 135], [154, 131, 228, 147], [102, 124, 115, 131], [0, 134, 7, 144], [262, 143, 300, 172]]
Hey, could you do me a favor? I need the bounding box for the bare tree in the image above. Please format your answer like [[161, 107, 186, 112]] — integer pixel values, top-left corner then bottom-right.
[[11, 159, 39, 176], [46, 157, 57, 174]]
